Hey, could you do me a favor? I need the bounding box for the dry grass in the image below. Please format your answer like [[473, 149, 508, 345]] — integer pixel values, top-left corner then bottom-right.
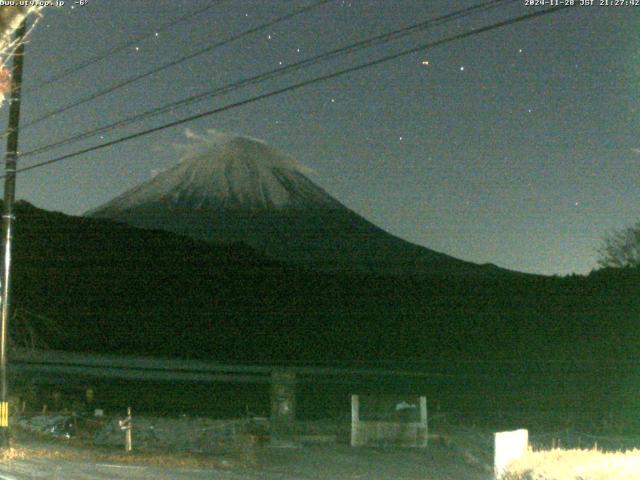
[[0, 426, 259, 470], [506, 447, 640, 480], [0, 444, 236, 469], [0, 448, 28, 462]]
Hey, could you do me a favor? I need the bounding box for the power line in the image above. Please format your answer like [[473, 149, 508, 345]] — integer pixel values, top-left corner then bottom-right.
[[8, 5, 573, 178], [17, 0, 333, 132], [19, 0, 514, 159], [27, 1, 224, 93]]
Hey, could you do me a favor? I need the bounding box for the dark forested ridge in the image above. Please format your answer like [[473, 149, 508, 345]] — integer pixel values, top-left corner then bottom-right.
[[8, 201, 640, 428]]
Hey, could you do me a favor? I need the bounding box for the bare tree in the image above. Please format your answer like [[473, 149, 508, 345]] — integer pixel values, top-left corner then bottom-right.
[[0, 6, 40, 53], [597, 221, 640, 268], [0, 6, 42, 105]]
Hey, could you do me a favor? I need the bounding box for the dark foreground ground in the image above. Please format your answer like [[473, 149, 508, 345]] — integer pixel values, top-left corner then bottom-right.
[[0, 441, 491, 480]]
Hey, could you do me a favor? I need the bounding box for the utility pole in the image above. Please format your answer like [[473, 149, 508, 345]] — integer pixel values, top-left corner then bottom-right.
[[0, 19, 27, 447]]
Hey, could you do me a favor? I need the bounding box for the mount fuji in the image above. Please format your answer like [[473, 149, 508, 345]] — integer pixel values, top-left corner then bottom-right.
[[87, 130, 504, 276]]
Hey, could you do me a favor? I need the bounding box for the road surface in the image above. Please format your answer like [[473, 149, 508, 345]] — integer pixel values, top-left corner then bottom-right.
[[0, 444, 492, 479]]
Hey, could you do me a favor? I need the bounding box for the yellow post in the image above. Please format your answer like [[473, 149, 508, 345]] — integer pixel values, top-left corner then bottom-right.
[[0, 401, 7, 427]]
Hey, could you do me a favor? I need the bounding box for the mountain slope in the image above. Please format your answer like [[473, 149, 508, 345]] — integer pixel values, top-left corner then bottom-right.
[[10, 200, 540, 362], [87, 130, 505, 276]]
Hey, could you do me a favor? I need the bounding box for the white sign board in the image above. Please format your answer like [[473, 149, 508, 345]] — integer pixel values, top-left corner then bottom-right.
[[494, 429, 528, 479]]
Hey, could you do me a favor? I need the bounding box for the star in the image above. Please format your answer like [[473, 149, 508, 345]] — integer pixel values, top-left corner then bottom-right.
[[459, 66, 465, 72]]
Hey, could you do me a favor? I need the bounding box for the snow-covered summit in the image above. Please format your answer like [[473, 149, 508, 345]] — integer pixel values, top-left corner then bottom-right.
[[90, 130, 341, 214]]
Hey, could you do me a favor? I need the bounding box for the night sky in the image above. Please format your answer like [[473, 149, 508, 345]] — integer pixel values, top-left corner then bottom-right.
[[3, 1, 638, 276]]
